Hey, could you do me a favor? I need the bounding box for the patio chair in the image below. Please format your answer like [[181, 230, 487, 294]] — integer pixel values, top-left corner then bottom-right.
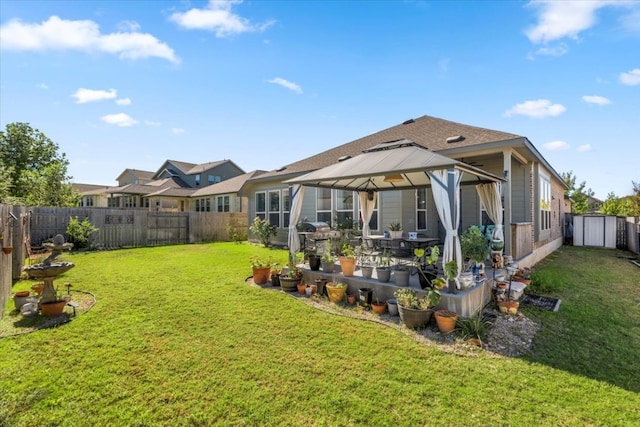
[[24, 237, 47, 265]]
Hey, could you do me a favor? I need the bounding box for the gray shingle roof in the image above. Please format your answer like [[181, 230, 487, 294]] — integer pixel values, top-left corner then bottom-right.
[[192, 170, 266, 197], [256, 114, 522, 180]]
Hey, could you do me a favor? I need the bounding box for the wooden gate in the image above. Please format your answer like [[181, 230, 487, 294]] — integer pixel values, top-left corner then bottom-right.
[[147, 212, 189, 245]]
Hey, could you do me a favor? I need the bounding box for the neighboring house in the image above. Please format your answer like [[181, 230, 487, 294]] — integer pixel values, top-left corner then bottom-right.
[[587, 195, 603, 213], [191, 170, 267, 213], [116, 169, 155, 186], [75, 159, 246, 211], [242, 114, 569, 266], [73, 183, 118, 207], [153, 159, 245, 188]]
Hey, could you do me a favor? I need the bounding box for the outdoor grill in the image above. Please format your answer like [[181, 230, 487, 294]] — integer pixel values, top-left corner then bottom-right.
[[298, 221, 340, 255]]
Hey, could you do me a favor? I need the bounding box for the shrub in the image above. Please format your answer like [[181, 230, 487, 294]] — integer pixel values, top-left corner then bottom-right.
[[226, 222, 247, 244], [249, 217, 277, 247], [65, 216, 99, 249]]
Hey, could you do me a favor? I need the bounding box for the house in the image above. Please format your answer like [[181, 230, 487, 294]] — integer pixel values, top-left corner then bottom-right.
[[242, 114, 568, 267], [191, 170, 267, 213], [116, 169, 155, 186], [73, 183, 118, 207], [76, 159, 246, 211]]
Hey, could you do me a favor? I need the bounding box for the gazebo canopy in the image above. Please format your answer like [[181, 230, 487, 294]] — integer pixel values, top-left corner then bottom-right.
[[283, 139, 505, 292], [284, 139, 503, 190]]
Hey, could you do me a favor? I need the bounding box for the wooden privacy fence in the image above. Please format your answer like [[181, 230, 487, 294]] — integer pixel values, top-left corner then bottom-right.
[[25, 207, 248, 248]]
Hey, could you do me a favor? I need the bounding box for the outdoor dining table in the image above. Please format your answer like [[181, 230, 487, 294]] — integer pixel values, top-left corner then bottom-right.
[[364, 235, 440, 257]]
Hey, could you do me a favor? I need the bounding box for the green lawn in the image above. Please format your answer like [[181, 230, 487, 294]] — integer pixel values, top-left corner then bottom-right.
[[1, 244, 639, 426]]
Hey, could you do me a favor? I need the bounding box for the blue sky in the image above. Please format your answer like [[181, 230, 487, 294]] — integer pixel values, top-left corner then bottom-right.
[[1, 0, 638, 199]]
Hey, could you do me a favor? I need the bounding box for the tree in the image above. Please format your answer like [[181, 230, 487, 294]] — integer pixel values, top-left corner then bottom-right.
[[0, 122, 79, 206], [562, 171, 594, 214], [633, 181, 640, 215], [599, 192, 634, 216]]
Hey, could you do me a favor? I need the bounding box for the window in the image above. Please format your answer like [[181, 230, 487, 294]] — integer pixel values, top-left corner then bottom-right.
[[108, 197, 119, 207], [268, 190, 280, 227], [195, 174, 201, 186], [316, 188, 332, 225], [81, 196, 94, 207], [216, 196, 229, 212], [283, 188, 290, 228], [416, 188, 428, 230], [123, 195, 137, 208], [255, 192, 266, 220], [196, 198, 212, 212], [335, 189, 355, 227], [540, 174, 551, 232], [208, 175, 221, 184]]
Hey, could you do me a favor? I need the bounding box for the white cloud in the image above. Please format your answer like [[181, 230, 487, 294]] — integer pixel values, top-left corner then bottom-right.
[[268, 77, 302, 94], [115, 97, 131, 106], [543, 140, 570, 151], [117, 20, 141, 32], [36, 83, 48, 89], [619, 68, 640, 86], [169, 0, 275, 37], [534, 43, 568, 57], [172, 127, 185, 135], [101, 113, 138, 127], [525, 1, 606, 43], [144, 120, 161, 126], [72, 88, 117, 104], [582, 95, 611, 105], [0, 15, 178, 63], [503, 99, 566, 118], [577, 144, 592, 152]]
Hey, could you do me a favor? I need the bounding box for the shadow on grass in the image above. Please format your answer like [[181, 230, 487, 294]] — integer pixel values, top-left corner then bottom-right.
[[521, 246, 640, 393]]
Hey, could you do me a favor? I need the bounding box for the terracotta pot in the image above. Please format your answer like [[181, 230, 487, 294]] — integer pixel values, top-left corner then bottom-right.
[[14, 290, 30, 298], [31, 283, 44, 296], [252, 266, 271, 285], [310, 283, 317, 295], [297, 283, 307, 295], [327, 283, 348, 303], [498, 300, 520, 315], [2, 246, 12, 254], [371, 301, 386, 315], [339, 257, 356, 277], [40, 300, 67, 317], [434, 309, 458, 334]]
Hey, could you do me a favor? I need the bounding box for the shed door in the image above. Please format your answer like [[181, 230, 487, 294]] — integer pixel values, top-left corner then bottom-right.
[[583, 216, 605, 247]]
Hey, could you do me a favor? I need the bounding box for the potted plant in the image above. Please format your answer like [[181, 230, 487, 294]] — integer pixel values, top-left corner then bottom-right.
[[358, 248, 375, 279], [270, 263, 281, 287], [499, 264, 521, 315], [393, 264, 410, 286], [388, 222, 403, 239], [280, 262, 302, 292], [412, 246, 440, 289], [338, 242, 357, 277], [386, 298, 399, 316], [370, 291, 386, 315], [460, 226, 490, 272], [249, 255, 272, 285], [394, 287, 441, 329], [375, 249, 393, 283], [39, 286, 70, 317], [307, 249, 321, 271], [321, 252, 335, 273], [432, 259, 460, 332], [326, 281, 348, 303]]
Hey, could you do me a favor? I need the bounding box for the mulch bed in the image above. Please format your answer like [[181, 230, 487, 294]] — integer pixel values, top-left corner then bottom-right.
[[0, 290, 96, 338]]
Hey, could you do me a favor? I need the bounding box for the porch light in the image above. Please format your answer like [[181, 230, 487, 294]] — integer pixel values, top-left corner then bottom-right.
[[383, 174, 404, 183]]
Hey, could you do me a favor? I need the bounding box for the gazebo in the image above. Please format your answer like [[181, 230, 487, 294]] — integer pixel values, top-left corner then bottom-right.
[[284, 140, 505, 316]]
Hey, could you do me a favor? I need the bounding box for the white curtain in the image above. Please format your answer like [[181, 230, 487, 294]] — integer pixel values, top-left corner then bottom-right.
[[428, 169, 463, 289], [358, 191, 377, 237], [476, 182, 503, 243], [287, 185, 305, 260]]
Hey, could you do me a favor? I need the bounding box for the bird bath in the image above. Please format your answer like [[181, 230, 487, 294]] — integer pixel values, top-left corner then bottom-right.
[[23, 234, 74, 304]]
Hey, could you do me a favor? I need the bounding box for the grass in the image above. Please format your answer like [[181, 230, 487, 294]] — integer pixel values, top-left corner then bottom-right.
[[1, 244, 639, 426]]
